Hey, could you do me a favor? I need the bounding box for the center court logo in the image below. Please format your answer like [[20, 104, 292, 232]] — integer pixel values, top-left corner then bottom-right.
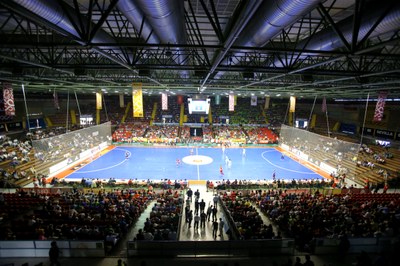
[[182, 155, 213, 165]]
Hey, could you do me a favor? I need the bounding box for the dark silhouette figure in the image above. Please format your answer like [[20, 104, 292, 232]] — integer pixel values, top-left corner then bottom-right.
[[49, 241, 60, 266]]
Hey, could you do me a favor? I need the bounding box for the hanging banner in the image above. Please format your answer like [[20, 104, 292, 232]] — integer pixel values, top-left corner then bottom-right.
[[215, 95, 221, 105], [161, 92, 168, 111], [53, 90, 60, 110], [132, 83, 143, 117], [229, 94, 235, 112], [322, 97, 327, 113], [96, 92, 102, 110], [119, 93, 125, 108], [264, 96, 270, 109], [177, 95, 183, 105], [289, 96, 296, 113], [251, 95, 257, 106], [2, 83, 15, 116], [373, 91, 388, 122]]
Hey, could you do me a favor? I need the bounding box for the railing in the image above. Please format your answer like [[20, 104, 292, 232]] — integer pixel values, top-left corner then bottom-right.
[[0, 240, 105, 258], [127, 239, 295, 257]]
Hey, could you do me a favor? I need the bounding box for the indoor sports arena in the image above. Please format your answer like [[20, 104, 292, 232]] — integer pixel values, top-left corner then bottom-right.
[[0, 1, 400, 266]]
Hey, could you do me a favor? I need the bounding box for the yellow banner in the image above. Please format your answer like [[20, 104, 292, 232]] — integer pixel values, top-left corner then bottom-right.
[[119, 93, 125, 108], [96, 92, 102, 110], [132, 83, 143, 117], [289, 96, 296, 113], [70, 109, 76, 125]]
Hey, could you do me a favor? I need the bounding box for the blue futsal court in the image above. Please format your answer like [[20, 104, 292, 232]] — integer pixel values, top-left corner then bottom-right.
[[65, 147, 323, 182]]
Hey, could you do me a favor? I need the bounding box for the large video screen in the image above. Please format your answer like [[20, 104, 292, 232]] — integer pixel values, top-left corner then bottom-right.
[[188, 98, 210, 114]]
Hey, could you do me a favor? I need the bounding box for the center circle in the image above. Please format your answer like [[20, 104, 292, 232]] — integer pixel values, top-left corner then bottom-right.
[[182, 155, 213, 165]]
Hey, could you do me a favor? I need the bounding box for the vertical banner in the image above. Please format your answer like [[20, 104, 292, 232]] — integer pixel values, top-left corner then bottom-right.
[[53, 89, 60, 110], [215, 95, 221, 105], [96, 92, 102, 110], [289, 96, 296, 113], [234, 95, 237, 106], [2, 83, 15, 116], [70, 109, 76, 125], [132, 83, 143, 117], [119, 93, 125, 108], [251, 95, 257, 106], [322, 97, 327, 113], [373, 91, 388, 122], [161, 92, 168, 111], [229, 94, 235, 111], [264, 96, 270, 109], [177, 95, 183, 105]]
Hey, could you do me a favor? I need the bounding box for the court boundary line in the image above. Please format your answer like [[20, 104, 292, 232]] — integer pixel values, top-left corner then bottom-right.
[[261, 150, 319, 175]]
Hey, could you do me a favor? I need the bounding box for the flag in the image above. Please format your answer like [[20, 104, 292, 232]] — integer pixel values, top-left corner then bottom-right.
[[215, 95, 221, 105], [289, 96, 296, 113], [119, 93, 125, 108], [161, 92, 168, 111], [177, 95, 183, 105], [373, 91, 388, 122], [251, 95, 257, 106], [264, 96, 270, 110], [321, 97, 327, 113], [229, 94, 234, 111], [96, 92, 102, 110], [3, 83, 15, 116], [53, 90, 60, 110], [132, 83, 143, 117]]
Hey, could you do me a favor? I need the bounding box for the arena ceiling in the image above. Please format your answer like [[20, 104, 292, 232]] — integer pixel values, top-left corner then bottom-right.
[[0, 0, 400, 100]]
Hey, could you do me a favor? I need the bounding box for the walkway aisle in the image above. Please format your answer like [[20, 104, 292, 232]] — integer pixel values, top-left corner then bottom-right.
[[179, 183, 229, 241], [110, 199, 156, 257]]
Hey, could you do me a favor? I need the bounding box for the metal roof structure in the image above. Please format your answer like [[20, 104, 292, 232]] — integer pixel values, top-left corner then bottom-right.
[[0, 0, 399, 99]]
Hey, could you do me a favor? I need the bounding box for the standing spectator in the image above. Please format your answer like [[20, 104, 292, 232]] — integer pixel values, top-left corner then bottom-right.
[[116, 259, 127, 266], [186, 188, 193, 202], [194, 189, 200, 200], [213, 194, 219, 209], [194, 213, 200, 230], [206, 204, 212, 222], [219, 218, 225, 237], [212, 206, 218, 222], [199, 199, 206, 213], [303, 255, 314, 266], [200, 211, 207, 228], [212, 220, 219, 239], [187, 210, 193, 228], [49, 241, 60, 266], [194, 199, 200, 214]]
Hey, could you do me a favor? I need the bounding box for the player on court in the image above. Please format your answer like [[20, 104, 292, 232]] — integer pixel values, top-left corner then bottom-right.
[[176, 158, 181, 167], [219, 165, 224, 176], [125, 151, 130, 159], [242, 148, 246, 157]]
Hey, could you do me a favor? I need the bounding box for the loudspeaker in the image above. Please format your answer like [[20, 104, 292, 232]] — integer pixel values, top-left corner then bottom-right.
[[139, 69, 151, 76], [301, 74, 313, 82], [243, 72, 254, 79], [74, 68, 87, 76]]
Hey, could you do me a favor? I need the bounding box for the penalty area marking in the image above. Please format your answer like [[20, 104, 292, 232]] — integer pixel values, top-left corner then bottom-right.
[[261, 150, 319, 175], [182, 155, 213, 166]]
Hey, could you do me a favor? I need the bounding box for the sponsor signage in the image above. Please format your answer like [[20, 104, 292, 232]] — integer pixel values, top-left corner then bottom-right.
[[363, 127, 374, 136], [375, 129, 394, 139], [396, 132, 400, 141]]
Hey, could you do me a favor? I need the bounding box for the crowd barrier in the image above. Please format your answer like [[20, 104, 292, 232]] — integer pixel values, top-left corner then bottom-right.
[[0, 240, 105, 258], [1, 237, 398, 258], [127, 239, 295, 257], [314, 237, 400, 254]]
